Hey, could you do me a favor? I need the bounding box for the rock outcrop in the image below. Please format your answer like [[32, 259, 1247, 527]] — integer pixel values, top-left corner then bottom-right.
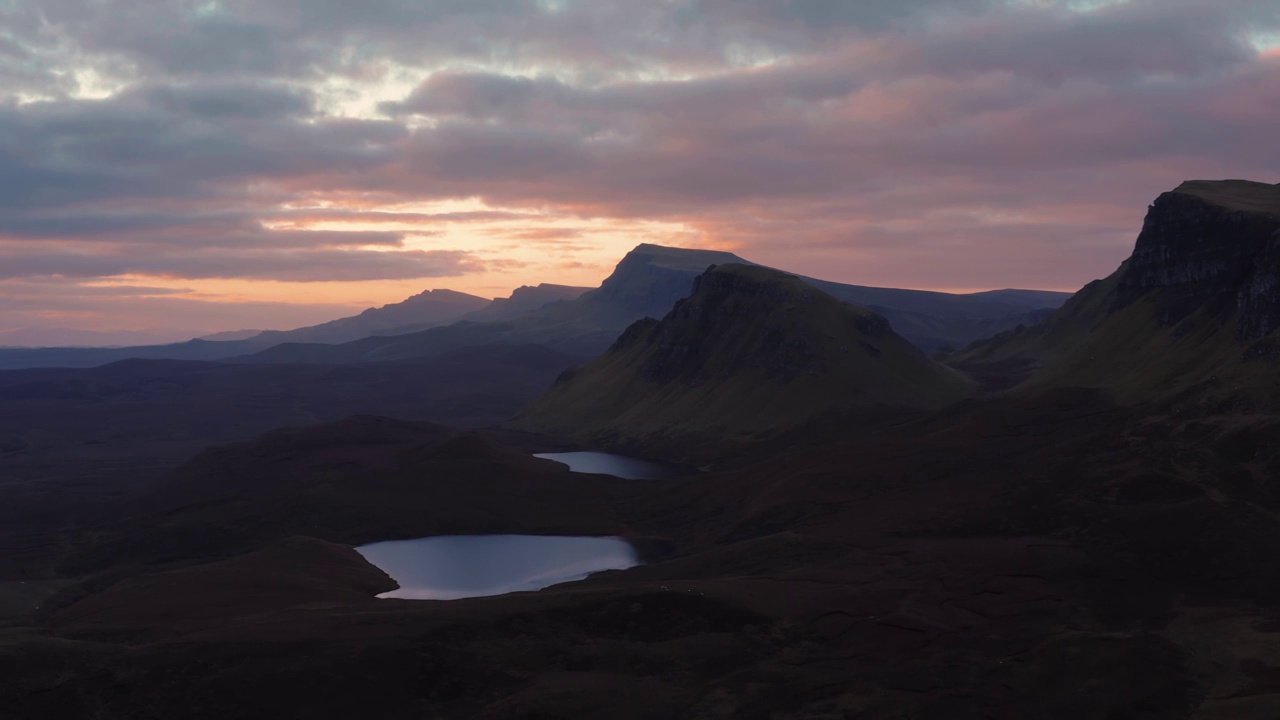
[[1117, 180, 1280, 340], [956, 179, 1280, 402]]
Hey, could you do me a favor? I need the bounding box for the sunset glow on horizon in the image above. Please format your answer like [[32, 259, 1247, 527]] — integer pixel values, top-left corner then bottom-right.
[[1, 0, 1278, 336]]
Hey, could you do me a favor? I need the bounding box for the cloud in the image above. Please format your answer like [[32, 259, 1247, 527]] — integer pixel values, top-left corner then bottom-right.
[[0, 245, 483, 282], [137, 82, 316, 118], [1, 0, 1280, 330]]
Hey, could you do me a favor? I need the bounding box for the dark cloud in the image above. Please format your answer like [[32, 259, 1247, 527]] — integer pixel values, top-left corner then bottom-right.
[[0, 245, 483, 282], [694, 0, 999, 31], [381, 72, 560, 119], [1, 0, 1280, 330], [138, 82, 316, 118], [0, 85, 405, 217], [130, 19, 291, 76]]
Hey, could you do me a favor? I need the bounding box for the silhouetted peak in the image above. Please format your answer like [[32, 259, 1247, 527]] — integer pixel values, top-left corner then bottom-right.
[[1119, 179, 1280, 340]]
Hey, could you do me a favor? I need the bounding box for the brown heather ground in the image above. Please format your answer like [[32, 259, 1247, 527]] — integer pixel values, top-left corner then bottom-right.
[[3, 384, 1280, 717]]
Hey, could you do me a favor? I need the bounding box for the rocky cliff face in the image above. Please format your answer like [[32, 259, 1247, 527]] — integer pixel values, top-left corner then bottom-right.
[[1117, 180, 1280, 340], [954, 179, 1280, 403]]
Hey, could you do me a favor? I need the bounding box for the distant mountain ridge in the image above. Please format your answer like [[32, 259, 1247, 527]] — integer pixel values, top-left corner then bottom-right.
[[246, 289, 489, 345], [957, 179, 1280, 404], [240, 244, 1071, 366], [0, 243, 1071, 370], [460, 284, 591, 323], [197, 329, 266, 342], [0, 287, 504, 370], [511, 263, 972, 456], [0, 291, 491, 352]]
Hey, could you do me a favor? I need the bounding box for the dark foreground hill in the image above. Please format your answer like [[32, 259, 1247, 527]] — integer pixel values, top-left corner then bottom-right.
[[958, 179, 1280, 405], [0, 344, 578, 579], [57, 417, 644, 576], [514, 264, 971, 457], [12, 385, 1280, 717]]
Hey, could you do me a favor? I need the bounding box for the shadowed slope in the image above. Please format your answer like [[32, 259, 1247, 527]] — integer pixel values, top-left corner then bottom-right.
[[49, 537, 397, 636], [61, 416, 641, 575], [0, 344, 579, 580], [958, 179, 1280, 405], [514, 264, 972, 455]]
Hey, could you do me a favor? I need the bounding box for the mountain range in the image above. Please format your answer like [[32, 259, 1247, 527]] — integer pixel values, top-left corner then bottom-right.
[[0, 245, 1066, 370], [0, 283, 588, 369], [245, 288, 491, 345], [13, 180, 1280, 718], [235, 244, 1070, 365]]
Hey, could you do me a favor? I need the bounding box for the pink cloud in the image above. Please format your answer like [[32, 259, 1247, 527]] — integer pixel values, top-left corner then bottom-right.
[[2, 0, 1280, 328]]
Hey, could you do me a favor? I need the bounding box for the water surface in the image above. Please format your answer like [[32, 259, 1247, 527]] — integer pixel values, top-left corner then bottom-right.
[[355, 535, 638, 600], [534, 451, 680, 480]]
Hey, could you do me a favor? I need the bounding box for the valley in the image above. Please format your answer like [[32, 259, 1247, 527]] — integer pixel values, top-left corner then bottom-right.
[[2, 181, 1280, 717]]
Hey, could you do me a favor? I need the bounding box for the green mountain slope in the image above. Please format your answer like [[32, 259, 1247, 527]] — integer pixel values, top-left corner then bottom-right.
[[957, 179, 1280, 405], [513, 263, 972, 453]]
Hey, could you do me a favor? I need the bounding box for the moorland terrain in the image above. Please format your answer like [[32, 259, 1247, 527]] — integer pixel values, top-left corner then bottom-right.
[[3, 180, 1280, 718]]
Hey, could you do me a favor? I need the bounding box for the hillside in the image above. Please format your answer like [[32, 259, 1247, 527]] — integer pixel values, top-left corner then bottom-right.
[[34, 372, 1280, 718], [513, 263, 972, 454], [59, 416, 640, 575], [957, 179, 1280, 404], [0, 344, 579, 580], [571, 245, 1072, 353]]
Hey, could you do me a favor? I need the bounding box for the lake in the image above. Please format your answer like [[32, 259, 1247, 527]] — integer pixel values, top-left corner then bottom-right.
[[355, 534, 638, 600], [533, 451, 682, 480]]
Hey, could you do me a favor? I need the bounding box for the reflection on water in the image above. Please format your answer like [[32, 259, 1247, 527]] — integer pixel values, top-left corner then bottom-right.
[[355, 535, 638, 600], [533, 451, 681, 480]]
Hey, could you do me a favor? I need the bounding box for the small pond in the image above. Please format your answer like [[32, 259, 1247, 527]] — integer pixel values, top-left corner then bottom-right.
[[533, 451, 682, 480], [355, 534, 638, 600]]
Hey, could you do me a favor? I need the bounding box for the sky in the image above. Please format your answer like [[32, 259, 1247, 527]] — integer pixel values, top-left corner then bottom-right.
[[0, 0, 1278, 337]]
